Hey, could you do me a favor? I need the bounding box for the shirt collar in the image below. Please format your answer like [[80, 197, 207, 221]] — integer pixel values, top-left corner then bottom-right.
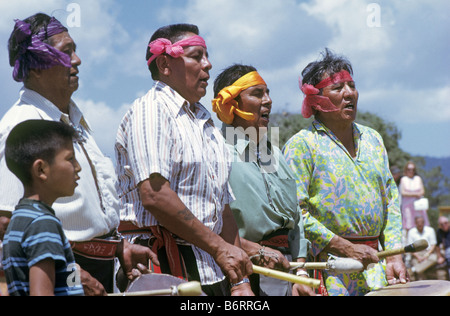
[[313, 119, 363, 160], [20, 87, 90, 131], [155, 80, 213, 124], [223, 124, 272, 156], [312, 119, 362, 138], [17, 198, 55, 215]]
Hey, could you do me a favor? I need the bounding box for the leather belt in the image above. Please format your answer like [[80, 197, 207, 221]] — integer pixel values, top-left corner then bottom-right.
[[260, 229, 289, 249], [70, 231, 122, 261]]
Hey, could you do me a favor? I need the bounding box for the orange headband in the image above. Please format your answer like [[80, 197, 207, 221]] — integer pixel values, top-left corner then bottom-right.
[[212, 71, 267, 124]]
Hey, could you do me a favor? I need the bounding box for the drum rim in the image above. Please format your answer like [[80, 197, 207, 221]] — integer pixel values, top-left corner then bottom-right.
[[366, 280, 450, 296]]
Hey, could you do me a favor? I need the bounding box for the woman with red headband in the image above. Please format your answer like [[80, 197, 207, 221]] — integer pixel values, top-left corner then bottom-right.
[[283, 48, 408, 296]]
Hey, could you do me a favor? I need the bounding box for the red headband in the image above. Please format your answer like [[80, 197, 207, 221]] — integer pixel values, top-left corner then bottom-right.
[[147, 35, 207, 66], [299, 70, 353, 118]]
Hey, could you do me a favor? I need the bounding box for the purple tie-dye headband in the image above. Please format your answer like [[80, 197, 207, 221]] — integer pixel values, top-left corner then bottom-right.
[[12, 17, 72, 82]]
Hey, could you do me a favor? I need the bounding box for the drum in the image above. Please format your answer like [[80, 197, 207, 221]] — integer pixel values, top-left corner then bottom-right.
[[366, 280, 450, 296], [110, 273, 205, 296]]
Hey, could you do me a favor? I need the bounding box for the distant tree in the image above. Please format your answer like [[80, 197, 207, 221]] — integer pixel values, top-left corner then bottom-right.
[[269, 112, 311, 148], [355, 112, 411, 169], [270, 111, 411, 169], [412, 157, 450, 215]]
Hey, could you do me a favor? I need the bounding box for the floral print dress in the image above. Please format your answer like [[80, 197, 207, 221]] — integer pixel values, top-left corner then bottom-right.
[[283, 120, 403, 296]]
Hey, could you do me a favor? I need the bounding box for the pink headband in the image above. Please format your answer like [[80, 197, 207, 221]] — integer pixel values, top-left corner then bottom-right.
[[147, 35, 207, 66], [300, 70, 354, 118]]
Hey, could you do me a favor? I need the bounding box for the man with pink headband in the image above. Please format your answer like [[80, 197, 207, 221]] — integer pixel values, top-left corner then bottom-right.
[[283, 48, 408, 296], [0, 13, 158, 296], [115, 24, 253, 296]]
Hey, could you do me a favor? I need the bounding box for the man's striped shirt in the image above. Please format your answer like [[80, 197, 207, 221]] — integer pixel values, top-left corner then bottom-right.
[[115, 81, 234, 285]]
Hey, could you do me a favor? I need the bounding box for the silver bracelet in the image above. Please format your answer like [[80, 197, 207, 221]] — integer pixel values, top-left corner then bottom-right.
[[231, 277, 250, 288]]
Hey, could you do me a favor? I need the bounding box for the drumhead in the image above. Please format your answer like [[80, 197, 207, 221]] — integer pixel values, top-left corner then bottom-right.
[[366, 280, 450, 296], [126, 273, 206, 296]]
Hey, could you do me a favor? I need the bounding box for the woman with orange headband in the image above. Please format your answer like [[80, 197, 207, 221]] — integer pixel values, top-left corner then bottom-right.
[[283, 48, 408, 296], [213, 64, 314, 296]]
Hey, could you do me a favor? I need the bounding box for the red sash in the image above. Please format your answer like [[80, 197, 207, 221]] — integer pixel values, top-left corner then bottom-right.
[[118, 221, 187, 280], [70, 239, 121, 260], [260, 229, 289, 248]]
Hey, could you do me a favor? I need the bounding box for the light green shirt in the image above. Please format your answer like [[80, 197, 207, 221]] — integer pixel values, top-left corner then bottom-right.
[[224, 128, 309, 259]]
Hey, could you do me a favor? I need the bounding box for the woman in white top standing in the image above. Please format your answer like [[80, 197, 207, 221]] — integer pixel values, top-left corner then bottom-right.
[[400, 161, 429, 231]]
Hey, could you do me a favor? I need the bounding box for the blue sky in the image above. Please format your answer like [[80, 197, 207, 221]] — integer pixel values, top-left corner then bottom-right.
[[1, 0, 449, 161]]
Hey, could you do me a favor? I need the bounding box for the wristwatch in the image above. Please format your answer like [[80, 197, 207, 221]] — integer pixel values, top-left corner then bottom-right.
[[231, 277, 250, 288]]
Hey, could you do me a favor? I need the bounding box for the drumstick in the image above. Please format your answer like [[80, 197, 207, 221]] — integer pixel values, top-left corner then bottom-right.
[[108, 281, 202, 297], [289, 262, 328, 270], [290, 257, 364, 273], [377, 239, 429, 259], [252, 265, 321, 288]]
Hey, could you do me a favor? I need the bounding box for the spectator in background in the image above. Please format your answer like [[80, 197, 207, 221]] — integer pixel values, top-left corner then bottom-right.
[[400, 161, 428, 231], [407, 216, 437, 280], [390, 165, 403, 219], [436, 216, 450, 280], [390, 165, 402, 199]]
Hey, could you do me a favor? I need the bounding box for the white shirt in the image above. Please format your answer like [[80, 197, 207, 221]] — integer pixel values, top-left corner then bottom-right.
[[407, 226, 437, 252], [0, 88, 120, 241], [115, 81, 233, 285], [400, 175, 424, 194]]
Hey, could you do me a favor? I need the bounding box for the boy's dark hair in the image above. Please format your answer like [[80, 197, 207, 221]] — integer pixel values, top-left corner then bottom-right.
[[213, 64, 257, 97], [301, 48, 353, 87], [5, 120, 77, 186], [146, 23, 200, 80]]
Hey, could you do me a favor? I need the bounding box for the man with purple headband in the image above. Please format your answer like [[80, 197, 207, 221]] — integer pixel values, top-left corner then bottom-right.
[[115, 24, 253, 296], [0, 13, 158, 296]]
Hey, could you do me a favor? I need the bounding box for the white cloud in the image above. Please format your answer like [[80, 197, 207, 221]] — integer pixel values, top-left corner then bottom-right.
[[66, 0, 129, 63], [75, 98, 130, 158], [0, 0, 62, 32], [300, 0, 393, 72], [169, 0, 315, 68], [361, 85, 450, 124], [1, 0, 449, 158]]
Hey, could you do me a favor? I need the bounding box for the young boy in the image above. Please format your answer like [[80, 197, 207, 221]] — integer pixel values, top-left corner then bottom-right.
[[2, 120, 84, 296]]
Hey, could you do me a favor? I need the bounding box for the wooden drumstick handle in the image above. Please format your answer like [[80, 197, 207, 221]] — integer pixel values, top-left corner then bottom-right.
[[290, 258, 364, 273], [108, 281, 203, 297], [377, 239, 429, 259], [252, 265, 321, 288], [177, 281, 203, 296], [109, 288, 172, 296], [289, 262, 328, 270]]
